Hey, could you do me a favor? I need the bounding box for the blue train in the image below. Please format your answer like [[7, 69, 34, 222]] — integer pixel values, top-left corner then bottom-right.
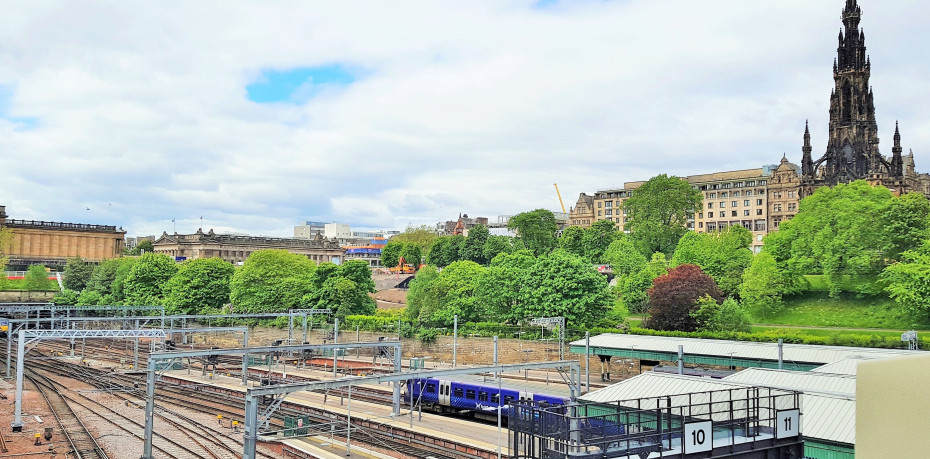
[[403, 378, 567, 422]]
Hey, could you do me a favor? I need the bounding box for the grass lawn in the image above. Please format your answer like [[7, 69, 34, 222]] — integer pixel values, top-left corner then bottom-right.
[[749, 292, 928, 330]]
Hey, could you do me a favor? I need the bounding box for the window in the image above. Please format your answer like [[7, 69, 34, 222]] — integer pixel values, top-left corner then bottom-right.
[[735, 182, 744, 188], [708, 212, 714, 218], [756, 209, 763, 215], [606, 209, 613, 216], [454, 387, 464, 397], [598, 211, 602, 216], [731, 211, 737, 217], [709, 193, 717, 198], [708, 202, 713, 209], [744, 200, 750, 206], [615, 218, 620, 223], [745, 190, 753, 196], [733, 191, 741, 197], [479, 391, 489, 402], [504, 395, 515, 404], [788, 191, 796, 198], [732, 201, 738, 207], [788, 203, 797, 211], [755, 221, 767, 231], [719, 201, 726, 208], [759, 180, 767, 185], [597, 202, 602, 208], [744, 210, 750, 216], [747, 181, 756, 187], [699, 222, 704, 228], [723, 183, 732, 189], [426, 383, 436, 393], [466, 389, 476, 400], [698, 212, 704, 219], [773, 204, 783, 212], [721, 192, 728, 198], [756, 199, 763, 206], [707, 223, 717, 232], [605, 201, 612, 208], [492, 393, 500, 404]]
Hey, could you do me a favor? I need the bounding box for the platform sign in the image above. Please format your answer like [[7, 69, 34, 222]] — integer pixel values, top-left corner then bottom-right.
[[683, 421, 713, 454], [776, 409, 800, 439]]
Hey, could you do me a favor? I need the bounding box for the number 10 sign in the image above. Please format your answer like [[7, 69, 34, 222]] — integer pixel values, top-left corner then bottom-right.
[[683, 421, 713, 454]]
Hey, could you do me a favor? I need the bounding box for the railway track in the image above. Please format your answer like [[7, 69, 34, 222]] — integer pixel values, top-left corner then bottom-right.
[[26, 371, 110, 459]]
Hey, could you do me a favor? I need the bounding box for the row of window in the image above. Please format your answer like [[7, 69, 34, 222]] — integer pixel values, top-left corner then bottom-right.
[[598, 209, 628, 217], [700, 221, 767, 232], [697, 180, 766, 191], [427, 383, 515, 403], [702, 209, 764, 218], [771, 191, 797, 199], [706, 189, 765, 199], [772, 203, 798, 212], [708, 199, 764, 209]]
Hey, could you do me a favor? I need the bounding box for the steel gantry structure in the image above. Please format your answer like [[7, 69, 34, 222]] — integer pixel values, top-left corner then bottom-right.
[[10, 328, 169, 431], [240, 360, 582, 459], [141, 341, 402, 459]]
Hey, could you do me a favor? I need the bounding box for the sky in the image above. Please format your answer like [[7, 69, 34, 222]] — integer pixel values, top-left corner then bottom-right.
[[1, 0, 929, 237]]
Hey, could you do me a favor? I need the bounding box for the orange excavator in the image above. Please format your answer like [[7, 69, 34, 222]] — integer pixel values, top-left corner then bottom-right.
[[389, 256, 417, 274]]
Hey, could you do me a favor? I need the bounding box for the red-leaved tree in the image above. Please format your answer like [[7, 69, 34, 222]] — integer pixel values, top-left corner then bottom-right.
[[644, 264, 723, 332]]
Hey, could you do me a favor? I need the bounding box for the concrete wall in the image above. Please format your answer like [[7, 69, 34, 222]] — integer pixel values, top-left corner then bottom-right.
[[0, 291, 56, 302], [856, 353, 930, 458]]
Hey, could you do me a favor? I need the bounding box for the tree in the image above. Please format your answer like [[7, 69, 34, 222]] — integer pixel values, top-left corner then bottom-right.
[[603, 236, 647, 278], [882, 241, 930, 318], [483, 235, 518, 262], [476, 250, 535, 323], [24, 265, 55, 291], [559, 226, 586, 259], [763, 181, 925, 296], [406, 265, 440, 321], [692, 296, 752, 333], [671, 226, 752, 296], [507, 209, 559, 256], [521, 250, 612, 327], [88, 258, 133, 300], [426, 236, 455, 267], [230, 249, 316, 313], [63, 257, 94, 292], [426, 261, 485, 325], [441, 235, 465, 265], [401, 243, 422, 267], [304, 259, 375, 317], [77, 289, 103, 306], [380, 242, 403, 268], [581, 219, 620, 262], [110, 257, 140, 304], [617, 252, 668, 313], [123, 253, 178, 305], [739, 252, 787, 319], [389, 226, 438, 259], [644, 264, 722, 332], [622, 174, 703, 256], [164, 258, 235, 314], [462, 224, 490, 264]]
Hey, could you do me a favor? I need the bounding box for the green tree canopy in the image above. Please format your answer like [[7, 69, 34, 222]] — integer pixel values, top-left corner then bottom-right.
[[603, 236, 648, 278], [88, 258, 134, 301], [230, 249, 316, 313], [304, 260, 376, 317], [621, 174, 703, 256], [380, 242, 403, 268], [483, 235, 519, 263], [882, 241, 930, 318], [617, 252, 668, 314], [389, 226, 438, 258], [24, 265, 55, 291], [581, 219, 620, 263], [671, 225, 752, 296], [692, 296, 752, 333], [463, 224, 490, 264], [476, 250, 535, 323], [164, 258, 235, 314], [739, 252, 787, 319], [406, 265, 440, 321], [110, 257, 140, 304], [520, 250, 612, 327], [427, 260, 485, 325], [123, 253, 178, 305], [508, 209, 559, 256], [401, 243, 422, 267], [559, 226, 586, 259], [63, 257, 94, 292], [763, 181, 930, 296]]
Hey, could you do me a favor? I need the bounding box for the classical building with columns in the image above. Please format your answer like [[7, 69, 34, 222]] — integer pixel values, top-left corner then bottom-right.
[[152, 228, 345, 265], [0, 205, 126, 267]]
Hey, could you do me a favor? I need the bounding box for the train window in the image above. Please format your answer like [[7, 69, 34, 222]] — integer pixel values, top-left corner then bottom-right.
[[478, 391, 489, 402], [426, 383, 436, 393], [453, 387, 464, 398], [492, 394, 500, 404], [466, 389, 476, 400], [504, 395, 515, 404]]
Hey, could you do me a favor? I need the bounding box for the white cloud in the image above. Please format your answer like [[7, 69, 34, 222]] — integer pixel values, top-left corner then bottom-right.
[[0, 0, 927, 236]]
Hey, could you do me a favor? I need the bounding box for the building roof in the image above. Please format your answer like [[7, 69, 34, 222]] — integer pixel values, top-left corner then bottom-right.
[[572, 333, 920, 367], [581, 371, 856, 446], [685, 168, 768, 183], [810, 356, 879, 375], [723, 368, 856, 396]]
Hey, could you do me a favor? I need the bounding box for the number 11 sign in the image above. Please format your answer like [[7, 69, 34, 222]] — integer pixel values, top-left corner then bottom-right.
[[776, 409, 800, 439]]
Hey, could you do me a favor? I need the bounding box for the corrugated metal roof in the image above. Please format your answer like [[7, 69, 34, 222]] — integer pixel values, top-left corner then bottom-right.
[[810, 356, 878, 375], [573, 333, 919, 365], [581, 372, 856, 445], [724, 368, 856, 396]]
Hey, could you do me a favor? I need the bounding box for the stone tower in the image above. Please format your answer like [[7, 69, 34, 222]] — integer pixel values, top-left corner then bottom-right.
[[800, 0, 908, 196]]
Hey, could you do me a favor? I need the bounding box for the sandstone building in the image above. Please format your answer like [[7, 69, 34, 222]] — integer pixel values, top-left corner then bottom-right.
[[0, 205, 126, 267], [152, 228, 344, 265]]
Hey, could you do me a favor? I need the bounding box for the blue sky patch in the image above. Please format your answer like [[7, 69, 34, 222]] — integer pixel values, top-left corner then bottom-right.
[[246, 64, 358, 104], [0, 85, 39, 130], [533, 0, 560, 8]]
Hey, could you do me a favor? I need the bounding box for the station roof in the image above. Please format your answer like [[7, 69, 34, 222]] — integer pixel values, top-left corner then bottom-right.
[[570, 333, 920, 370], [581, 371, 856, 446], [810, 356, 878, 375], [723, 368, 856, 396]]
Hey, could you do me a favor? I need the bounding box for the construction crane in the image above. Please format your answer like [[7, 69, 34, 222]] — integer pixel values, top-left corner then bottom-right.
[[553, 183, 566, 213]]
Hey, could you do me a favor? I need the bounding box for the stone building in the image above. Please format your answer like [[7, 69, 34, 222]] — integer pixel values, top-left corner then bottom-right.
[[152, 228, 344, 265], [435, 214, 489, 235], [799, 0, 930, 197], [767, 156, 803, 231], [0, 205, 126, 267], [568, 193, 595, 228]]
